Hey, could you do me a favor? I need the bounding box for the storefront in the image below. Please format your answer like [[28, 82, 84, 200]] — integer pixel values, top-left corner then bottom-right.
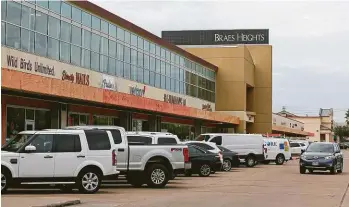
[[2, 95, 55, 143]]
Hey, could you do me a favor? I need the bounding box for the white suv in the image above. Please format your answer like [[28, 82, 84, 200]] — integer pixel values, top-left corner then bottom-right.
[[1, 129, 118, 194]]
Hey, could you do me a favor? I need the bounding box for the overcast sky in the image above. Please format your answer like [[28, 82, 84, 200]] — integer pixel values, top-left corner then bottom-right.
[[93, 0, 349, 122]]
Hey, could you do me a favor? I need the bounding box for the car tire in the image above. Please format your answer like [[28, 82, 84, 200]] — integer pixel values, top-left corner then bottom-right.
[[245, 156, 256, 167], [146, 164, 169, 188], [337, 163, 343, 174], [1, 169, 11, 194], [300, 167, 306, 174], [198, 164, 211, 177], [77, 170, 101, 194], [275, 154, 285, 165], [222, 159, 232, 172], [330, 166, 337, 174]]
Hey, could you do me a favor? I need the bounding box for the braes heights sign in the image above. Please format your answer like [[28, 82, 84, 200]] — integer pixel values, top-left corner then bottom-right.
[[161, 29, 269, 45]]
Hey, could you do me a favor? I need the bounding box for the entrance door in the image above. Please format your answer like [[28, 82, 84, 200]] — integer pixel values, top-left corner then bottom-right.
[[25, 120, 35, 131]]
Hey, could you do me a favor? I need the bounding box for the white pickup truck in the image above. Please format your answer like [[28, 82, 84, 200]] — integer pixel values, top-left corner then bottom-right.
[[66, 126, 190, 188]]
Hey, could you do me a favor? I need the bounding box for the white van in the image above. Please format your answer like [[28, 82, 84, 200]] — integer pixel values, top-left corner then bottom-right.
[[263, 138, 291, 165], [196, 133, 265, 167]]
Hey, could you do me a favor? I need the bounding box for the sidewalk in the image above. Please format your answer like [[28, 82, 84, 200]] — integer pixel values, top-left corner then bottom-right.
[[1, 196, 81, 207]]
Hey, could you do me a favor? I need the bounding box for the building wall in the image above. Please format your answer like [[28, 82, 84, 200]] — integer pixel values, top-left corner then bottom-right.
[[273, 114, 304, 131], [2, 47, 215, 111], [183, 45, 272, 134], [292, 117, 321, 142]]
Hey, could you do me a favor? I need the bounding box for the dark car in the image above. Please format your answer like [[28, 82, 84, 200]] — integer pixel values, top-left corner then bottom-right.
[[299, 142, 344, 174], [186, 142, 223, 172], [217, 145, 240, 171], [185, 145, 222, 177], [339, 142, 349, 149]]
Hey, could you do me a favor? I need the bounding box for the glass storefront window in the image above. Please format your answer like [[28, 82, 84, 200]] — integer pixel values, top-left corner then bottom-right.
[[161, 123, 192, 141], [6, 107, 51, 143], [21, 5, 35, 30], [6, 107, 25, 141], [6, 1, 21, 26], [69, 113, 89, 126], [61, 2, 72, 19], [35, 11, 48, 34], [82, 11, 92, 27], [72, 6, 82, 23], [48, 16, 60, 39], [21, 28, 35, 53], [93, 115, 119, 125], [6, 24, 20, 49], [48, 38, 59, 60]]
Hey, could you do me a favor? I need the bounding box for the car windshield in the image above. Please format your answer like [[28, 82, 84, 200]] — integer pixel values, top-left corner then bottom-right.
[[306, 143, 334, 153], [195, 135, 211, 142], [1, 133, 34, 152]]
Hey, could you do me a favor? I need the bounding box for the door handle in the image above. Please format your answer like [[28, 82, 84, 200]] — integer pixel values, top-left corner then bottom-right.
[[44, 155, 53, 159], [118, 148, 125, 152], [77, 155, 85, 158]]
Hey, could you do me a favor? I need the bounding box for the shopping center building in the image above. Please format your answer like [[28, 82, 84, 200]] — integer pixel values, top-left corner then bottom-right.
[[1, 0, 243, 144], [162, 30, 273, 134]]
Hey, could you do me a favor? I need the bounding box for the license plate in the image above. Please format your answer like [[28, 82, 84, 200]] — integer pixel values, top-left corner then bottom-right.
[[185, 162, 192, 169], [312, 162, 319, 166]]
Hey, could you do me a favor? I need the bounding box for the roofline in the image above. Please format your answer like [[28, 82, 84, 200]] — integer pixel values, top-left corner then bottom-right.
[[69, 0, 219, 72]]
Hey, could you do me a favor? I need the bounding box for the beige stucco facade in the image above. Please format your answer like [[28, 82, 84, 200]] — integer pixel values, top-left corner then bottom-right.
[[182, 45, 272, 134]]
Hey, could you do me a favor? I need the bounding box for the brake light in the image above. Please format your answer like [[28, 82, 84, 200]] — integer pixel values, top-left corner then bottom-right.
[[183, 147, 189, 162], [112, 150, 117, 166]]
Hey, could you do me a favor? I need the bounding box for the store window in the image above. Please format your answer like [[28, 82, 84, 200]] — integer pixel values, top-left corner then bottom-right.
[[92, 115, 119, 126], [161, 123, 193, 141], [6, 106, 51, 143], [69, 113, 89, 126]]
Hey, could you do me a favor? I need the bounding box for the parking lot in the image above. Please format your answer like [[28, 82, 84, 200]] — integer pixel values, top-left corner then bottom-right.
[[2, 151, 348, 207]]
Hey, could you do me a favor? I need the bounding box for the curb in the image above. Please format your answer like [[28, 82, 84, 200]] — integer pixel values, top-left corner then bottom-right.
[[32, 199, 81, 207]]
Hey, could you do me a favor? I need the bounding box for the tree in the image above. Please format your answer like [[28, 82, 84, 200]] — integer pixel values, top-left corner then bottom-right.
[[334, 125, 349, 142], [345, 109, 349, 126]]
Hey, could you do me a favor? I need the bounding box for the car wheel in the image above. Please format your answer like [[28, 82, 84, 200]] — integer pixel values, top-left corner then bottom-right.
[[300, 167, 306, 174], [330, 166, 337, 174], [77, 170, 101, 194], [1, 170, 11, 194], [146, 164, 169, 188], [245, 156, 256, 167], [198, 164, 211, 177], [275, 154, 285, 165], [337, 162, 343, 174], [222, 159, 232, 171]]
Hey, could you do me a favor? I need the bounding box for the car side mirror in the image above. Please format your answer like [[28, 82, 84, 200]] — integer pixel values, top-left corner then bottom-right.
[[25, 145, 36, 152], [301, 149, 305, 154]]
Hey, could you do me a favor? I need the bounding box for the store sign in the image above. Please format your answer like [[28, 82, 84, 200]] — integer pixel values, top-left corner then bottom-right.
[[202, 103, 212, 111], [101, 75, 117, 91], [129, 85, 146, 97], [62, 70, 89, 86], [164, 94, 186, 106], [6, 55, 55, 76], [162, 29, 269, 45]]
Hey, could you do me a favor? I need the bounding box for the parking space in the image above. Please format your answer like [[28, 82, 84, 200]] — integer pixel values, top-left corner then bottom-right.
[[2, 150, 349, 207]]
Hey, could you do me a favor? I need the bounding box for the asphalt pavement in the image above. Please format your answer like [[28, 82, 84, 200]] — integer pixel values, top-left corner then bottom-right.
[[2, 150, 349, 207]]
